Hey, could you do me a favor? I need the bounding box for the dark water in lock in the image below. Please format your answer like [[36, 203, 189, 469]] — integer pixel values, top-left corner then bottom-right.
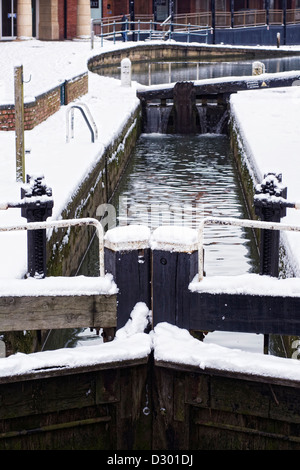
[[96, 56, 300, 85]]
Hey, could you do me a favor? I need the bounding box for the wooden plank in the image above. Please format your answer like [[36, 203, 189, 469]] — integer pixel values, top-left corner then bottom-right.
[[152, 250, 198, 327], [188, 292, 300, 336], [0, 294, 117, 331], [104, 248, 151, 329]]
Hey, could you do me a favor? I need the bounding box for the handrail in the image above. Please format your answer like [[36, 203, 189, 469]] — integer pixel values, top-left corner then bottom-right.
[[66, 103, 98, 143], [197, 216, 300, 282], [160, 15, 172, 26], [0, 218, 105, 277], [91, 19, 210, 46]]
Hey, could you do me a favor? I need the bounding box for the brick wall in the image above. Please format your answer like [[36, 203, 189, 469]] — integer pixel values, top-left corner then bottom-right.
[[64, 73, 89, 104], [0, 73, 88, 131]]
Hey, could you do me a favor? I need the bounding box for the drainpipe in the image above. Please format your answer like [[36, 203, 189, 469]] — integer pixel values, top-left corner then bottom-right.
[[266, 0, 270, 27], [283, 0, 287, 45], [211, 0, 216, 44]]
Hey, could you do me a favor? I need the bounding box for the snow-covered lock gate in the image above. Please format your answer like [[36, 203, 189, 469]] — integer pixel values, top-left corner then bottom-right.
[[2, 174, 300, 449], [137, 70, 300, 135]]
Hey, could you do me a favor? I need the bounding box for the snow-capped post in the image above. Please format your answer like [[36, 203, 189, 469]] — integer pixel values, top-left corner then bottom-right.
[[151, 226, 198, 329], [252, 61, 265, 76], [121, 58, 132, 87], [14, 65, 25, 183], [254, 173, 287, 279], [21, 175, 54, 278], [104, 225, 151, 331]]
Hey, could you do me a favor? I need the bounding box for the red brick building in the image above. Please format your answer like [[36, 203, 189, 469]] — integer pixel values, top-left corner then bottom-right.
[[1, 1, 299, 40], [101, 0, 300, 20], [0, 0, 91, 40]]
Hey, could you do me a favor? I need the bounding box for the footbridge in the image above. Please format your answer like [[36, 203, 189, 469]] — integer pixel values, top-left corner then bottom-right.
[[1, 171, 300, 449]]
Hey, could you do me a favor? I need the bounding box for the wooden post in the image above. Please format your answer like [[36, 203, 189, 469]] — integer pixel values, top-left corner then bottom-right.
[[254, 173, 287, 354], [14, 65, 25, 183], [104, 226, 151, 329], [151, 226, 198, 328]]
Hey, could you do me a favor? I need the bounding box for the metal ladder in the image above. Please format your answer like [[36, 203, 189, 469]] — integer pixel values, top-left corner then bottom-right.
[[66, 102, 98, 143]]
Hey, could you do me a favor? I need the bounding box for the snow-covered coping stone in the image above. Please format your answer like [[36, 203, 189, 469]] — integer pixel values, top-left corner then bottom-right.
[[0, 274, 118, 297], [189, 273, 300, 297]]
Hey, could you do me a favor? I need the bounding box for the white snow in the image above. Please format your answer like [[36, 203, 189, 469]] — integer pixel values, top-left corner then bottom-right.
[[0, 40, 141, 279], [104, 224, 151, 250], [0, 273, 117, 297], [152, 322, 300, 381], [150, 225, 198, 252], [0, 39, 300, 381], [189, 272, 300, 297]]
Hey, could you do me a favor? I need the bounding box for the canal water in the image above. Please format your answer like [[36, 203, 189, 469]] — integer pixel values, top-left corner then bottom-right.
[[96, 55, 300, 85]]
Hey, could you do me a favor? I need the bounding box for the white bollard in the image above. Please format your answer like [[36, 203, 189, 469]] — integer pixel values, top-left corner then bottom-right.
[[252, 61, 266, 76], [121, 58, 132, 87]]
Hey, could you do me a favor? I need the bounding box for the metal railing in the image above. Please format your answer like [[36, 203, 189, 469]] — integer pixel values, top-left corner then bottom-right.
[[287, 8, 300, 24], [0, 218, 105, 277], [174, 12, 212, 27], [101, 9, 300, 32], [197, 215, 300, 282], [91, 18, 210, 47], [233, 9, 266, 27], [91, 9, 300, 48]]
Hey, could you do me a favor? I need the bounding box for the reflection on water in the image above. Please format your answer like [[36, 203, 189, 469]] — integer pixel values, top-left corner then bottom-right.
[[96, 56, 300, 85]]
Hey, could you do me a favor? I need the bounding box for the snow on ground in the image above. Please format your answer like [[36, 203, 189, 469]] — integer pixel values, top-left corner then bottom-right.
[[0, 40, 141, 278], [0, 39, 300, 379]]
